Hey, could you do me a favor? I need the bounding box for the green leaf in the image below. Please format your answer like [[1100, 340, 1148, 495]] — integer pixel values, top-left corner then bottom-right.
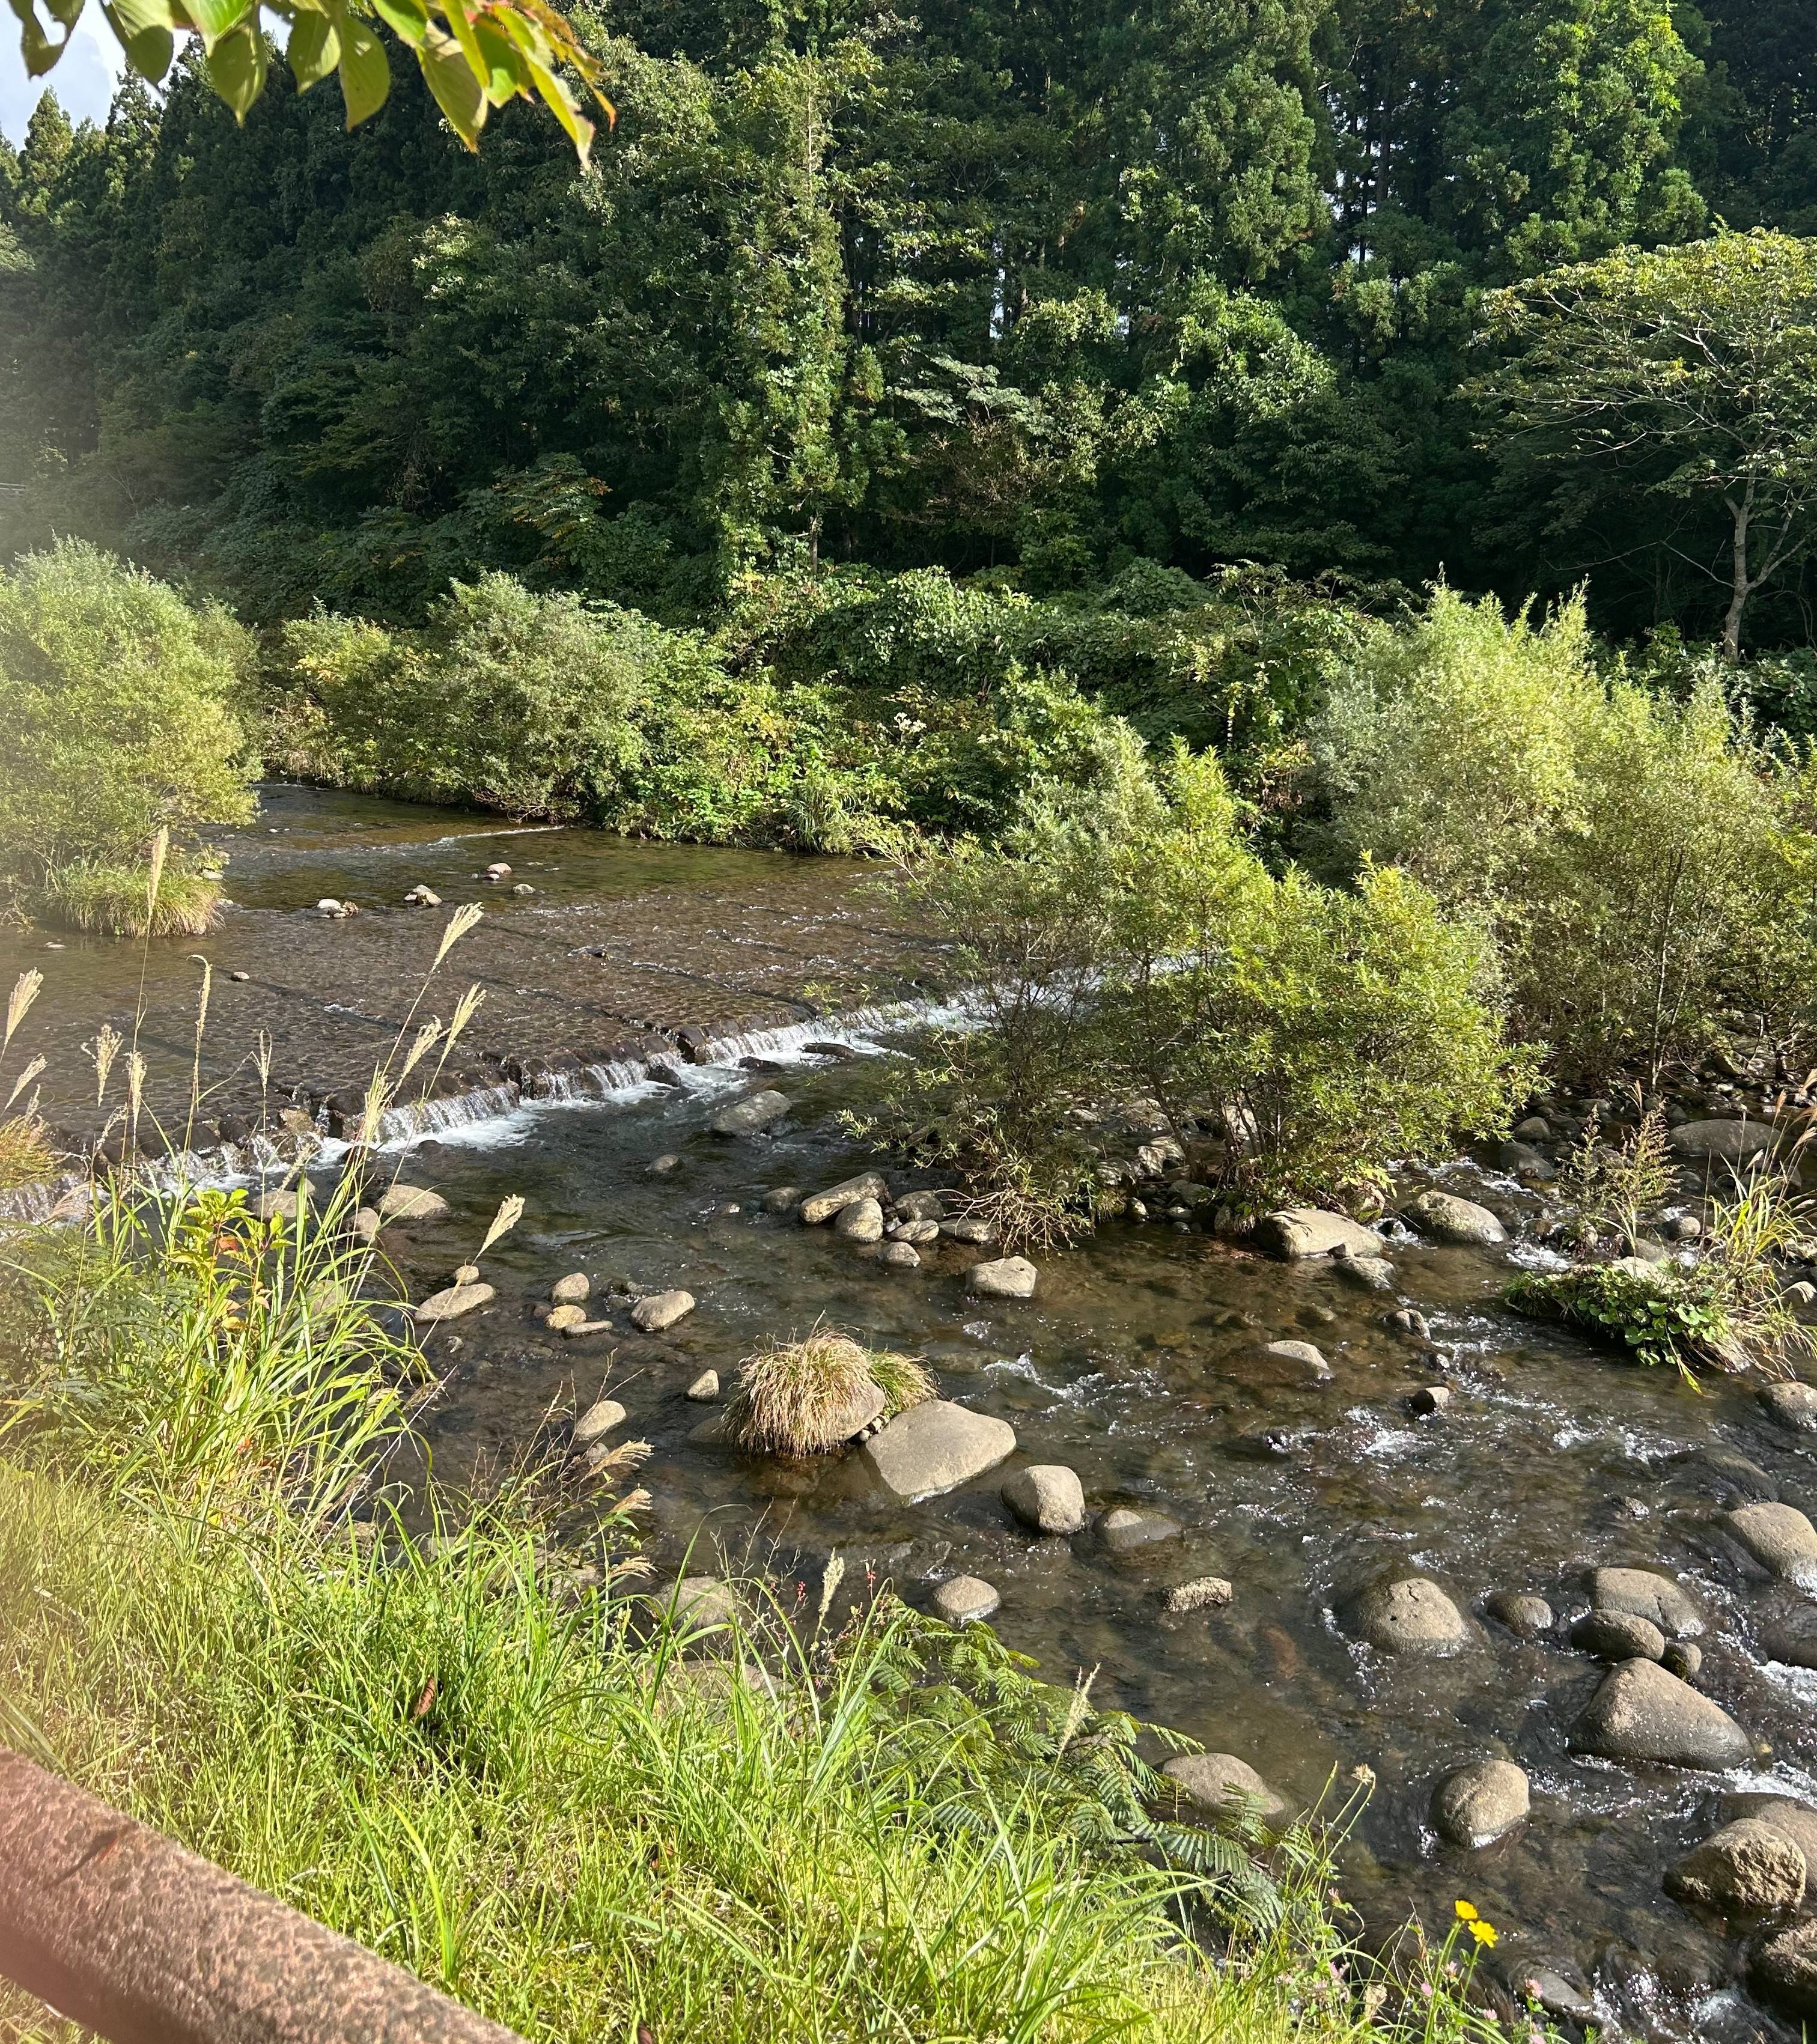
[[9, 0, 68, 77], [335, 10, 390, 126], [103, 0, 174, 78], [285, 4, 337, 86], [368, 0, 424, 43], [468, 16, 522, 105], [415, 22, 485, 146], [205, 17, 266, 117], [521, 49, 592, 165], [184, 0, 251, 52]]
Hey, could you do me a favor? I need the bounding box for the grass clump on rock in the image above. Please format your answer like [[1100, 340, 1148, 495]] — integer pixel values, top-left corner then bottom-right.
[[728, 1329, 934, 1456]]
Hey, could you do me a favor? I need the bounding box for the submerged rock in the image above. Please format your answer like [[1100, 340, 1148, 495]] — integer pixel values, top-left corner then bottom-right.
[[572, 1397, 626, 1447], [1163, 1576, 1234, 1614], [939, 1216, 996, 1244], [1571, 1658, 1750, 1769], [1349, 1577, 1472, 1656], [968, 1255, 1038, 1299], [1761, 1381, 1817, 1433], [1096, 1507, 1182, 1554], [1432, 1760, 1530, 1847], [1262, 1338, 1331, 1379], [1667, 1819, 1806, 1915], [762, 1185, 803, 1215], [632, 1288, 696, 1333], [1405, 1189, 1507, 1245], [860, 1400, 1016, 1500], [877, 1241, 922, 1269], [1485, 1590, 1553, 1638], [1001, 1463, 1087, 1535], [1337, 1255, 1396, 1291], [711, 1088, 791, 1137], [933, 1575, 1000, 1625], [1255, 1208, 1384, 1261], [1727, 1501, 1817, 1586], [1161, 1753, 1285, 1823]]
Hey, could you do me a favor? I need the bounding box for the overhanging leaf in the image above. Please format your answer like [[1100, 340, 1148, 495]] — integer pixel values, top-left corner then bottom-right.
[[286, 5, 338, 84], [184, 0, 251, 52], [104, 0, 176, 76], [335, 10, 391, 126], [368, 0, 425, 43], [205, 16, 266, 115], [415, 21, 486, 145]]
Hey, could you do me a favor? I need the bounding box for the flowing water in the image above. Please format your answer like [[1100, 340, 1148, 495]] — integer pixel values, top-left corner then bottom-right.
[[7, 789, 1816, 2042]]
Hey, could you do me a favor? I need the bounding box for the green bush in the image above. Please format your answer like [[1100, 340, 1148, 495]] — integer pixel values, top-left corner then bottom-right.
[[0, 539, 255, 928], [1314, 586, 1816, 1077], [884, 744, 1529, 1241]]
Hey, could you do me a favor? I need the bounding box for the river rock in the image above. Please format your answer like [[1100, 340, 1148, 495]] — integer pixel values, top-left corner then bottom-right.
[[1485, 1590, 1554, 1637], [1408, 1384, 1452, 1417], [835, 1197, 886, 1243], [1571, 1609, 1666, 1662], [1262, 1338, 1330, 1378], [1337, 1255, 1396, 1291], [1350, 1577, 1472, 1656], [352, 1205, 381, 1245], [1002, 1464, 1087, 1535], [1670, 1118, 1773, 1162], [893, 1218, 941, 1245], [413, 1281, 494, 1324], [1513, 1115, 1552, 1142], [572, 1397, 627, 1447], [1405, 1190, 1507, 1245], [647, 1153, 681, 1176], [859, 1400, 1017, 1500], [1763, 1608, 1817, 1668], [254, 1185, 308, 1221], [1663, 1638, 1703, 1680], [939, 1216, 996, 1244], [1097, 1507, 1182, 1554], [1727, 1501, 1817, 1585], [1163, 1576, 1234, 1614], [1571, 1658, 1750, 1769], [564, 1317, 612, 1338], [762, 1185, 803, 1214], [1727, 1798, 1817, 1879], [547, 1302, 588, 1333], [894, 1190, 948, 1221], [877, 1241, 922, 1269], [686, 1370, 720, 1401], [1756, 1920, 1817, 2021], [670, 1575, 737, 1632], [1161, 1753, 1285, 1823], [1385, 1307, 1432, 1341], [711, 1089, 791, 1137], [800, 1172, 890, 1225], [377, 1183, 451, 1223], [1667, 1819, 1807, 1915], [1432, 1760, 1530, 1847], [1762, 1381, 1817, 1432], [933, 1575, 1000, 1625], [551, 1272, 590, 1305], [1588, 1565, 1702, 1638], [632, 1288, 696, 1333], [1255, 1208, 1385, 1261], [969, 1256, 1038, 1299], [404, 884, 440, 907]]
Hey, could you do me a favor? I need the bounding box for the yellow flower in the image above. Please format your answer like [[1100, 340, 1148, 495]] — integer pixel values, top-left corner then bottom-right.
[[1469, 1918, 1499, 1948], [1453, 1900, 1479, 1923]]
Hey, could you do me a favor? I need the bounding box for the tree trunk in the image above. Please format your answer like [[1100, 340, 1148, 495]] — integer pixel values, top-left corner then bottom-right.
[[1723, 485, 1753, 663]]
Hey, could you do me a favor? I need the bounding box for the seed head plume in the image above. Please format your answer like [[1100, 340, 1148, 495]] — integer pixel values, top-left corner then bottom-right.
[[434, 904, 484, 969], [4, 969, 43, 1054]]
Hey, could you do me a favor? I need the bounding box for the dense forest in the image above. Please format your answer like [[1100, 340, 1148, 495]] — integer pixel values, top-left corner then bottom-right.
[[2, 0, 1815, 648]]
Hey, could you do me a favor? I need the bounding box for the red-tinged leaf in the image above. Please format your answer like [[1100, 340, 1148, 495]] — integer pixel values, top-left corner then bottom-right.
[[335, 11, 390, 125], [286, 7, 338, 85], [415, 22, 486, 146], [411, 1676, 437, 1720], [522, 49, 592, 165]]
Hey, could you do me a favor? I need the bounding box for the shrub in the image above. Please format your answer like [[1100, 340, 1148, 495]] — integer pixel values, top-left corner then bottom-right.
[[1315, 586, 1816, 1078], [728, 1330, 933, 1456], [885, 744, 1529, 1241], [44, 857, 225, 937], [0, 539, 255, 930]]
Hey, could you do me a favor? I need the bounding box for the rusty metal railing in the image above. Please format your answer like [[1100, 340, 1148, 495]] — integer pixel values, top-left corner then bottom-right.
[[0, 1750, 527, 2044]]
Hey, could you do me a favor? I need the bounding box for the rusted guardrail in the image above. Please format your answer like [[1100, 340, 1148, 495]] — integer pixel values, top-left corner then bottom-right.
[[0, 1750, 526, 2044]]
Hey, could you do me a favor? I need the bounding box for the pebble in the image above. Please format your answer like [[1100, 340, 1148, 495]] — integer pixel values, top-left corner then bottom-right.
[[1163, 1577, 1234, 1614], [686, 1370, 720, 1402], [1001, 1464, 1087, 1535], [933, 1575, 1000, 1625], [229, 969, 251, 982], [967, 1255, 1038, 1299], [1432, 1759, 1530, 1847], [551, 1273, 590, 1305], [626, 1288, 693, 1333]]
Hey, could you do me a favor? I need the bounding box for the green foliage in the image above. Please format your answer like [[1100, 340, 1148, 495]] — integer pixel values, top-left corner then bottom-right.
[[1315, 585, 1816, 1077], [1555, 1093, 1673, 1254], [885, 744, 1528, 1243], [0, 538, 254, 930], [726, 1329, 933, 1456], [1505, 1259, 1738, 1376]]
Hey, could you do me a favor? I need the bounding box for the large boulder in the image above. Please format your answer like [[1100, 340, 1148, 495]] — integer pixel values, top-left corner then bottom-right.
[[860, 1400, 1017, 1501], [1755, 1920, 1817, 2021], [1255, 1208, 1384, 1261], [1349, 1577, 1473, 1656], [1666, 1819, 1806, 1915], [968, 1256, 1038, 1299], [800, 1172, 890, 1226], [1432, 1760, 1530, 1848], [1669, 1118, 1773, 1163], [1405, 1189, 1507, 1246], [1727, 1501, 1817, 1587], [1571, 1658, 1751, 1769], [1762, 1381, 1817, 1433], [632, 1288, 696, 1333], [1587, 1565, 1701, 1638], [1002, 1464, 1087, 1535], [1161, 1753, 1286, 1823], [710, 1088, 791, 1137]]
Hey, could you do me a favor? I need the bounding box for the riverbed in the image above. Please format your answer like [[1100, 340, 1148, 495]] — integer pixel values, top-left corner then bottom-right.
[[7, 788, 1816, 2042]]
